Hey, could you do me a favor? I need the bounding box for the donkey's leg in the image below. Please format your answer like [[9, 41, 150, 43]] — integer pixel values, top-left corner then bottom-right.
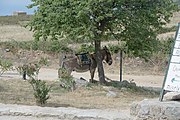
[[58, 61, 65, 78], [90, 68, 95, 83], [23, 70, 26, 80], [58, 62, 73, 78]]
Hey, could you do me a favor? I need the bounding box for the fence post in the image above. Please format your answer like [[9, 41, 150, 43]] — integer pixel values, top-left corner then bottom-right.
[[120, 50, 123, 82]]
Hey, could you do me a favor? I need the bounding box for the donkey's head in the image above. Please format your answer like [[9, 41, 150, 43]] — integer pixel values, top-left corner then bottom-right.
[[102, 46, 112, 65]]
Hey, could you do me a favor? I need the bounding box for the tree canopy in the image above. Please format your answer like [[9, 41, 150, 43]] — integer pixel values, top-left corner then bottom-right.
[[28, 0, 178, 83]]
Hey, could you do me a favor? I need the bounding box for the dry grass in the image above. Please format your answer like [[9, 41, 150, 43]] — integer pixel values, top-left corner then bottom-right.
[[0, 79, 158, 109], [0, 25, 33, 41]]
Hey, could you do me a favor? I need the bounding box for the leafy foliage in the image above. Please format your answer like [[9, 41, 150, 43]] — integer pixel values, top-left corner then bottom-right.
[[17, 58, 51, 106], [28, 0, 178, 49], [159, 37, 174, 55], [29, 78, 51, 105], [157, 26, 177, 34], [77, 44, 95, 54], [58, 68, 75, 91], [107, 43, 127, 54], [148, 37, 174, 71], [28, 0, 178, 83], [16, 57, 49, 79]]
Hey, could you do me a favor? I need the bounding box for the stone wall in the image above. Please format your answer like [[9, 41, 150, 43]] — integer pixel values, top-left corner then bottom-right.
[[130, 99, 180, 120]]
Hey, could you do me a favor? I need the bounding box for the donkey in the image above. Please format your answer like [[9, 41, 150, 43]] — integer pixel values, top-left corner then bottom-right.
[[58, 46, 112, 82]]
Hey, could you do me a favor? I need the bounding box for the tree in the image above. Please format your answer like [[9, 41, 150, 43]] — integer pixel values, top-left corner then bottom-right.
[[28, 0, 178, 84]]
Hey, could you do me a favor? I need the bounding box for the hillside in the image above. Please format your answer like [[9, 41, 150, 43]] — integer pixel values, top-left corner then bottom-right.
[[0, 15, 32, 25], [0, 11, 179, 41]]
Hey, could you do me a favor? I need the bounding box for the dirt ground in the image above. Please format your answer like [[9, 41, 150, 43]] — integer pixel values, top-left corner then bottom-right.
[[1, 67, 164, 88]]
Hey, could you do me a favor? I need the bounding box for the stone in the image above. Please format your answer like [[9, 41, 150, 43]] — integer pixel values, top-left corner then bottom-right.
[[106, 91, 118, 97], [164, 92, 180, 101], [74, 77, 89, 88], [0, 103, 130, 120], [130, 99, 180, 120]]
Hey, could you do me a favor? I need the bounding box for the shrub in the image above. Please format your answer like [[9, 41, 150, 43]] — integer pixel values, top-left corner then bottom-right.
[[16, 57, 49, 80], [58, 68, 75, 91], [17, 59, 51, 106], [29, 79, 51, 106]]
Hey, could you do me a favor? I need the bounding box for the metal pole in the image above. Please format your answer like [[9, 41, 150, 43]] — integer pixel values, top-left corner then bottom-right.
[[159, 89, 165, 101], [120, 50, 123, 82]]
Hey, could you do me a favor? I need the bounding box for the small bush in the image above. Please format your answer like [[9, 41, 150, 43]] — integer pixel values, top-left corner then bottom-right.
[[16, 57, 49, 80], [29, 79, 51, 106], [58, 68, 75, 91], [18, 60, 51, 106]]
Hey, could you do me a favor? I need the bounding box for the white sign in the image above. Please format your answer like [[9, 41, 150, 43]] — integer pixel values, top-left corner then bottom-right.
[[164, 24, 180, 92], [171, 56, 180, 63], [174, 41, 180, 48], [177, 32, 180, 40], [164, 63, 180, 91], [173, 48, 180, 56]]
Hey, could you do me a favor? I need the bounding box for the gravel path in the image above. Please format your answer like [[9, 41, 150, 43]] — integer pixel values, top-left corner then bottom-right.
[[1, 68, 164, 88]]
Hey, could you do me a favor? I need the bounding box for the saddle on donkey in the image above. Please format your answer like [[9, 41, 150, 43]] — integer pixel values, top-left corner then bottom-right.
[[75, 52, 91, 66]]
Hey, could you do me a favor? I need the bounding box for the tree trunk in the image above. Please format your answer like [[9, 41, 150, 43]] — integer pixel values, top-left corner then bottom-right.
[[94, 40, 106, 84]]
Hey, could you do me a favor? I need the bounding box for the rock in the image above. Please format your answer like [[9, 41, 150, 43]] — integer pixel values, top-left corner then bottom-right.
[[121, 80, 136, 87], [121, 87, 128, 91], [121, 80, 129, 86], [102, 86, 114, 91], [0, 103, 131, 120], [106, 91, 117, 97], [164, 92, 180, 101], [5, 48, 10, 52], [74, 77, 89, 88], [130, 99, 180, 120]]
